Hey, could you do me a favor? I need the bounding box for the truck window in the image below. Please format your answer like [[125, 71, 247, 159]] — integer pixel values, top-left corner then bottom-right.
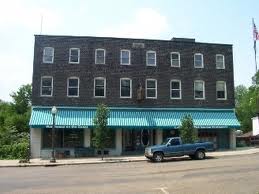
[[170, 139, 180, 146]]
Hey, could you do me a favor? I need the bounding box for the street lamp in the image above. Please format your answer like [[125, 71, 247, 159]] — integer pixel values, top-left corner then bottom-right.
[[50, 106, 57, 163]]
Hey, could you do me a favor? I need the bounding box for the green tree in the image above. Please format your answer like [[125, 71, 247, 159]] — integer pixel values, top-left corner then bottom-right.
[[10, 84, 32, 114], [92, 104, 111, 160], [179, 115, 198, 144]]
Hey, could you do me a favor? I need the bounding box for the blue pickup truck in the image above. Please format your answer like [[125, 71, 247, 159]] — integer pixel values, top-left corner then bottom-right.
[[145, 137, 215, 162]]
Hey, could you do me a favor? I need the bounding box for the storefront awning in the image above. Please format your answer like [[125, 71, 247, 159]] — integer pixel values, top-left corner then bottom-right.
[[29, 106, 240, 129]]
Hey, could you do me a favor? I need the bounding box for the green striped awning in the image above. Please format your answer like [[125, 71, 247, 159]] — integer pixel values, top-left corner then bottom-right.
[[29, 106, 240, 129]]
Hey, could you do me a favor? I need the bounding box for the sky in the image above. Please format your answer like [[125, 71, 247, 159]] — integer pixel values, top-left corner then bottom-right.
[[0, 0, 259, 102]]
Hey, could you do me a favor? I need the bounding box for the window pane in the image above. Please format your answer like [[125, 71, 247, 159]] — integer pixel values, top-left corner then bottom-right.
[[43, 48, 54, 63], [147, 80, 156, 88], [147, 52, 156, 65], [171, 81, 180, 89], [71, 49, 78, 56], [95, 79, 104, 86], [63, 129, 84, 148], [147, 89, 156, 98], [148, 58, 155, 65], [96, 50, 105, 64], [195, 82, 203, 91], [194, 54, 203, 67], [216, 82, 225, 91], [43, 56, 53, 62], [42, 78, 52, 87], [171, 53, 179, 60], [69, 79, 78, 87], [68, 88, 78, 96], [195, 81, 204, 98], [217, 91, 225, 99], [195, 91, 204, 98], [44, 48, 53, 55], [121, 80, 131, 97], [42, 87, 52, 96], [121, 51, 129, 58], [171, 90, 180, 98]]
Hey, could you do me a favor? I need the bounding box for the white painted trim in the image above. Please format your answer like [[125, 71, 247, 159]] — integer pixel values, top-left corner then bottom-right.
[[216, 54, 225, 69], [69, 48, 80, 64], [67, 77, 80, 97], [146, 50, 156, 66], [216, 81, 227, 100], [95, 48, 106, 64], [170, 52, 180, 67], [43, 47, 54, 63], [145, 79, 157, 99], [120, 78, 132, 98], [170, 79, 182, 99], [120, 49, 131, 65], [94, 77, 106, 98], [194, 53, 204, 68], [194, 80, 205, 100], [40, 76, 53, 97]]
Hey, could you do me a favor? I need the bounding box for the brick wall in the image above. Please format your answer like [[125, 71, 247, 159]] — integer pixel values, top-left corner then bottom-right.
[[32, 35, 235, 108]]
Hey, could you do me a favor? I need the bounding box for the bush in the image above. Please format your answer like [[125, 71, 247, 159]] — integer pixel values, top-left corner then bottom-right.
[[0, 142, 29, 159]]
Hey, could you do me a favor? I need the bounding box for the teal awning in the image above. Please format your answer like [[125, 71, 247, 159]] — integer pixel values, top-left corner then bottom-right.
[[29, 106, 240, 129]]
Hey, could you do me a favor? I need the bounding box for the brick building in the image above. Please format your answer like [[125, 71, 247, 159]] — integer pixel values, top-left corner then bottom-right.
[[29, 35, 240, 158]]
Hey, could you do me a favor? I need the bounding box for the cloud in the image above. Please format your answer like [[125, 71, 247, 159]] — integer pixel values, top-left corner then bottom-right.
[[100, 8, 169, 39], [0, 0, 62, 33]]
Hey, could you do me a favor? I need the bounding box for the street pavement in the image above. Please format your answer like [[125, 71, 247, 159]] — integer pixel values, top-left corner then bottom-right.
[[0, 154, 259, 194]]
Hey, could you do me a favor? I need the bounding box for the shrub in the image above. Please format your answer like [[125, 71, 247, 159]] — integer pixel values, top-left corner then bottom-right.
[[0, 142, 29, 159]]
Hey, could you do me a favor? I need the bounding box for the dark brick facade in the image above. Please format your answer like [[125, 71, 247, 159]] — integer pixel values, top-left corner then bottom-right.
[[32, 35, 235, 108]]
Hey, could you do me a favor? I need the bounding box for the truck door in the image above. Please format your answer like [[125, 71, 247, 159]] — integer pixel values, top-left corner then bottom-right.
[[166, 138, 184, 156]]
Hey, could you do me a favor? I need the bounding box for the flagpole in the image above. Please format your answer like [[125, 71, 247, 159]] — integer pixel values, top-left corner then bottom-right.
[[255, 40, 257, 73]]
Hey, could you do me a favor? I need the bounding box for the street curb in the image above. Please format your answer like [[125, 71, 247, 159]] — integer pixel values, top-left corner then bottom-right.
[[0, 149, 259, 168]]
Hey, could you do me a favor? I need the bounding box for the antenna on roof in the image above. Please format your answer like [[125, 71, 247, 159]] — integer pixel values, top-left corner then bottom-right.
[[40, 14, 43, 34]]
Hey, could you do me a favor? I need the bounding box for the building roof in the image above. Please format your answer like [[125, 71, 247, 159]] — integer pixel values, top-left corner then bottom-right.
[[29, 107, 240, 129]]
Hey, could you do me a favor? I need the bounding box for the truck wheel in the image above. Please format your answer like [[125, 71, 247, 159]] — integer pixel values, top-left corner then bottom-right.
[[153, 152, 163, 162], [195, 150, 205, 160]]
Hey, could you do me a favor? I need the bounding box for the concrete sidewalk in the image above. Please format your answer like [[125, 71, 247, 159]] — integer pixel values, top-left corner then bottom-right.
[[1, 147, 259, 168]]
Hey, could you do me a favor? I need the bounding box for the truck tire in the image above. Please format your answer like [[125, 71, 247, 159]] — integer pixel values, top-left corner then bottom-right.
[[195, 150, 205, 160], [153, 152, 164, 162]]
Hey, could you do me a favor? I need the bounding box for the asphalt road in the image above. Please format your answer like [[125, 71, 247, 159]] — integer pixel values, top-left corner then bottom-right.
[[1, 154, 259, 194]]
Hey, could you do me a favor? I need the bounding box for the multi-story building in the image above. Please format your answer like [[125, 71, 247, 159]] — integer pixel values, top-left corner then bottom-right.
[[29, 35, 240, 158]]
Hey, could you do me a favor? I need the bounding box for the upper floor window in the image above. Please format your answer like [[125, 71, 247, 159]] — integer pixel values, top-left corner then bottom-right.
[[94, 77, 106, 98], [171, 52, 180, 67], [146, 79, 157, 99], [216, 81, 227, 100], [69, 48, 80, 64], [194, 80, 205, 99], [120, 50, 131, 65], [216, 54, 225, 69], [95, 49, 105, 64], [194, 53, 204, 68], [120, 78, 132, 98], [170, 80, 181, 99], [146, 51, 156, 66], [41, 76, 53, 97], [43, 47, 54, 63], [67, 77, 79, 97]]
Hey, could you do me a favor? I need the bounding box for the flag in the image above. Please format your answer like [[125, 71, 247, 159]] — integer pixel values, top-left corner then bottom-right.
[[253, 18, 259, 40]]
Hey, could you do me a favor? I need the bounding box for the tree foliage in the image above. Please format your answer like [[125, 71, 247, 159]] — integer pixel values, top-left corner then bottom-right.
[[179, 115, 198, 144], [0, 84, 31, 159], [92, 104, 111, 160], [235, 71, 259, 133]]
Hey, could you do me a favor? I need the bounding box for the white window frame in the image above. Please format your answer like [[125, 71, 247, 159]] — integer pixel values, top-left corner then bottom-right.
[[216, 81, 227, 100], [40, 76, 53, 97], [194, 53, 204, 68], [120, 78, 132, 98], [170, 79, 181, 99], [216, 54, 225, 69], [120, 49, 131, 65], [43, 47, 54, 63], [145, 79, 157, 99], [94, 77, 106, 98], [69, 48, 80, 64], [67, 77, 80, 97], [146, 51, 156, 66], [171, 52, 181, 67], [194, 80, 205, 100], [95, 48, 106, 64]]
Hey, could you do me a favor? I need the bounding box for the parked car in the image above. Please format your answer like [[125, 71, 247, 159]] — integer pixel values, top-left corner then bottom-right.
[[145, 137, 215, 162]]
